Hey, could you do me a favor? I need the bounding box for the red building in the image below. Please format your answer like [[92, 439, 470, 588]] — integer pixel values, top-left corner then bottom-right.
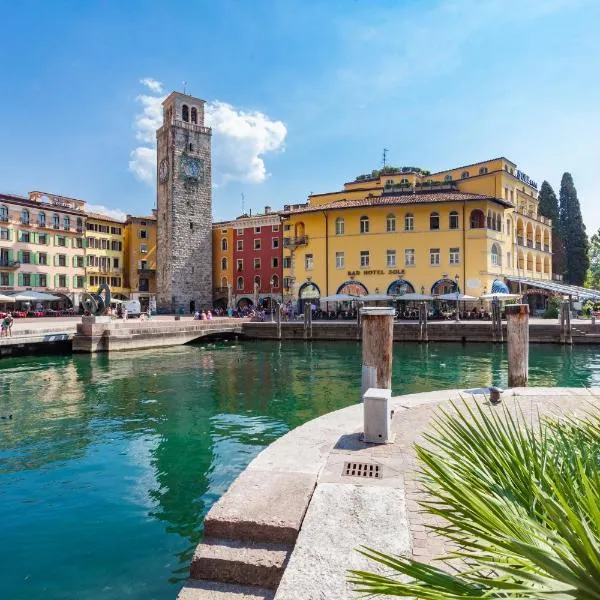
[[232, 207, 283, 309]]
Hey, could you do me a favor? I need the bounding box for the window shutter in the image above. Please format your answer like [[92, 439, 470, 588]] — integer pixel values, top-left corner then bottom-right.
[[30, 274, 38, 287], [18, 272, 23, 286], [7, 249, 13, 261], [16, 250, 21, 263], [72, 256, 76, 268], [6, 229, 11, 241], [8, 272, 14, 286], [32, 252, 38, 265], [54, 254, 58, 267], [54, 274, 59, 288]]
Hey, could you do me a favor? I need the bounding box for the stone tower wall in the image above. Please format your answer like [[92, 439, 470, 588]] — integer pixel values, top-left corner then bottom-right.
[[156, 92, 213, 314]]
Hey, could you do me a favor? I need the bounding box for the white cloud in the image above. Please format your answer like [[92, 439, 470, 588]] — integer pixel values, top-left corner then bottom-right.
[[206, 101, 287, 186], [86, 204, 128, 222], [128, 80, 287, 188], [140, 77, 163, 94], [128, 146, 157, 185]]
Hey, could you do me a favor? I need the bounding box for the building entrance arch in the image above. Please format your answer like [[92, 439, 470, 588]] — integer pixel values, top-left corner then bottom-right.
[[386, 279, 415, 296], [431, 278, 459, 295], [336, 280, 368, 296]]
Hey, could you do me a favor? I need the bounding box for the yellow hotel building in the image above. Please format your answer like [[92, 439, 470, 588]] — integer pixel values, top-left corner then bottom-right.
[[282, 157, 552, 306], [212, 221, 233, 306], [84, 213, 128, 298], [124, 213, 157, 311]]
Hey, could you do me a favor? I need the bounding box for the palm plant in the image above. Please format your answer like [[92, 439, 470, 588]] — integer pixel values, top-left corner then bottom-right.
[[349, 400, 600, 598]]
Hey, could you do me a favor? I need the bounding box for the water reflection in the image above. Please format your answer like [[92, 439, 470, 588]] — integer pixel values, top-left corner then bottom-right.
[[1, 341, 599, 599]]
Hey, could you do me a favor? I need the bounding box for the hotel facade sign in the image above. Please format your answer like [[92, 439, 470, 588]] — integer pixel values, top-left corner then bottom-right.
[[515, 170, 538, 189]]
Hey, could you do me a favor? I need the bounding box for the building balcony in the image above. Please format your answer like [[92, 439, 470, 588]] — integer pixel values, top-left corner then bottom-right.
[[283, 235, 309, 248], [544, 244, 550, 252], [535, 242, 542, 250], [137, 268, 156, 277], [0, 259, 20, 270]]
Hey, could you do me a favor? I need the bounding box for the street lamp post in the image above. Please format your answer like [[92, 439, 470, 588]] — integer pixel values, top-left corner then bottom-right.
[[269, 278, 274, 322], [455, 274, 460, 322]]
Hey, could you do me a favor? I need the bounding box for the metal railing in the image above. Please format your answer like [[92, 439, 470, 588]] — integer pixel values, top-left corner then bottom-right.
[[283, 235, 309, 248]]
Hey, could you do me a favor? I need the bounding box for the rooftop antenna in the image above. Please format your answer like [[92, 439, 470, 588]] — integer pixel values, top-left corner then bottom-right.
[[382, 148, 389, 169], [241, 193, 245, 215], [183, 80, 188, 95]]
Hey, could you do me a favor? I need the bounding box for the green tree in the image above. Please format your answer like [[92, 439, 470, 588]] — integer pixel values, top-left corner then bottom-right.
[[538, 180, 565, 277], [586, 228, 600, 289], [559, 172, 589, 285]]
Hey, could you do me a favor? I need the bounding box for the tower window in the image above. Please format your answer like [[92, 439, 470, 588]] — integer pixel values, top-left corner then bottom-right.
[[191, 107, 198, 124], [189, 143, 193, 152], [182, 104, 189, 122], [190, 222, 194, 230]]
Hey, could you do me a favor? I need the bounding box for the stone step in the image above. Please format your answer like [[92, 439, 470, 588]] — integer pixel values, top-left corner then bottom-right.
[[178, 580, 274, 600], [190, 538, 291, 589]]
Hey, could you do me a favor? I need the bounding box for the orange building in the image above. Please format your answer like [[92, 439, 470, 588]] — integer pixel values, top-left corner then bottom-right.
[[124, 213, 157, 312]]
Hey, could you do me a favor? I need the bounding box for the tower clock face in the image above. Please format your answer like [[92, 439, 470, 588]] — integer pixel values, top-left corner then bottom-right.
[[180, 155, 204, 182], [159, 159, 169, 183]]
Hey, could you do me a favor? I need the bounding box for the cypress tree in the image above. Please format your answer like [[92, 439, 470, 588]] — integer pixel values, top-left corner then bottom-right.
[[559, 172, 589, 285], [538, 181, 565, 277]]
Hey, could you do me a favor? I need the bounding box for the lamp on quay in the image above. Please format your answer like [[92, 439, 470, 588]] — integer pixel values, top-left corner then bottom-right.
[[269, 278, 274, 322], [455, 274, 460, 322]]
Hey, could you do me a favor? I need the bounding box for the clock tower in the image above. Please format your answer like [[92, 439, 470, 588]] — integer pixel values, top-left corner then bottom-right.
[[156, 91, 213, 314]]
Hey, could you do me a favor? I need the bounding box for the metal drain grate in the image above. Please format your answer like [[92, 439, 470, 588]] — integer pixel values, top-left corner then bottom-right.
[[342, 461, 382, 479]]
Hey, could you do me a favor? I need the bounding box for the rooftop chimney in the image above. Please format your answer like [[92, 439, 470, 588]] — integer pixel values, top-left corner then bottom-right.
[[265, 205, 271, 214]]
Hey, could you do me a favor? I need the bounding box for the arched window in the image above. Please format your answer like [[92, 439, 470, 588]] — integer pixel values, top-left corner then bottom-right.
[[0, 205, 7, 221], [444, 174, 453, 182], [63, 216, 70, 230], [429, 212, 439, 230], [404, 213, 414, 231], [487, 210, 492, 229], [386, 213, 396, 232], [461, 171, 470, 179], [335, 217, 344, 235], [76, 217, 83, 232], [221, 238, 228, 251], [221, 257, 227, 270], [400, 178, 409, 185], [506, 218, 511, 235], [479, 167, 488, 175], [182, 104, 189, 122], [526, 252, 534, 271], [191, 107, 198, 124], [359, 215, 369, 234], [449, 211, 459, 229], [254, 275, 261, 288], [470, 209, 485, 229], [38, 212, 46, 227], [237, 277, 244, 290], [21, 209, 29, 224], [271, 274, 279, 288], [221, 276, 228, 288], [491, 243, 501, 266], [53, 213, 60, 228]]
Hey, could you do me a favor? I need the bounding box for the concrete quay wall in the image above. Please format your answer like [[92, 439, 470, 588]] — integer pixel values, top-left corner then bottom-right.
[[72, 318, 245, 353], [241, 320, 600, 344]]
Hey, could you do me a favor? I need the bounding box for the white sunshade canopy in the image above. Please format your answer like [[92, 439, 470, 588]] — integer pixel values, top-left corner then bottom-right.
[[359, 294, 395, 302], [479, 292, 522, 300], [320, 294, 358, 302], [437, 292, 478, 301], [9, 291, 63, 302], [396, 292, 434, 301], [0, 294, 16, 302]]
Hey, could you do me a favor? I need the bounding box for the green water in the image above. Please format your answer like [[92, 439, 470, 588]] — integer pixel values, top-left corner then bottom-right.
[[1, 340, 599, 599]]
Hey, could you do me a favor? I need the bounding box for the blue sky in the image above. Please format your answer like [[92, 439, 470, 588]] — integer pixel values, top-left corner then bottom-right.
[[1, 0, 599, 231]]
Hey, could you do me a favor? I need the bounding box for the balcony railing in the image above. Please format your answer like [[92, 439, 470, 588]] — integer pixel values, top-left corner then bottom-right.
[[283, 235, 309, 248], [527, 240, 533, 248], [0, 259, 20, 270], [516, 236, 524, 246], [544, 244, 550, 252]]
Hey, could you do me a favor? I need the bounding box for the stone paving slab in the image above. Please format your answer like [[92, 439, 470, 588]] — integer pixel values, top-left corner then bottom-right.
[[177, 581, 274, 600], [274, 482, 410, 600], [204, 470, 316, 545]]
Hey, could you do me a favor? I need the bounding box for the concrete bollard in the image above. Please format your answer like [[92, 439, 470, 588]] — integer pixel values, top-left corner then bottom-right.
[[506, 304, 529, 387], [362, 387, 392, 444], [360, 307, 395, 398]]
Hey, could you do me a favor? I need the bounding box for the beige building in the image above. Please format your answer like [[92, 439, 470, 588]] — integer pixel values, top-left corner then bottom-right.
[[0, 191, 87, 306]]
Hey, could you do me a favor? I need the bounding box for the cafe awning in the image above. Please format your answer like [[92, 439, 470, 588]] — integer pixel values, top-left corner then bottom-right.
[[506, 277, 600, 301]]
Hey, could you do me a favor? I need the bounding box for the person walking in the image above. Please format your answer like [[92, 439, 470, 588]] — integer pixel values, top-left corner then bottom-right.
[[1, 313, 13, 337]]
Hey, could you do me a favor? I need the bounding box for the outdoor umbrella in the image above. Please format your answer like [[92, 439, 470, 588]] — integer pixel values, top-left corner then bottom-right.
[[360, 294, 395, 302], [9, 291, 62, 301], [396, 292, 433, 301], [436, 292, 478, 301], [320, 294, 358, 302], [0, 294, 16, 302], [479, 292, 521, 301]]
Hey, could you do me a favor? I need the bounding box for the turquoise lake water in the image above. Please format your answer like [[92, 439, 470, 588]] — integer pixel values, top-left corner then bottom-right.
[[1, 340, 600, 599]]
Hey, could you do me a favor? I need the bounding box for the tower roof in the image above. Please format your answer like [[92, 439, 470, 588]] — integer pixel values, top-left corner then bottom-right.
[[162, 91, 206, 105]]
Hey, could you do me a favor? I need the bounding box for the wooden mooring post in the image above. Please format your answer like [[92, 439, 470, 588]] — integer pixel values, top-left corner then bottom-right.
[[360, 307, 395, 399], [303, 303, 312, 340], [418, 301, 428, 342], [506, 304, 529, 387], [559, 300, 572, 345], [491, 299, 503, 343], [275, 301, 282, 340]]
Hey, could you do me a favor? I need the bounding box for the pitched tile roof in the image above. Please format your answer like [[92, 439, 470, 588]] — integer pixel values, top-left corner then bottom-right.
[[284, 191, 512, 214]]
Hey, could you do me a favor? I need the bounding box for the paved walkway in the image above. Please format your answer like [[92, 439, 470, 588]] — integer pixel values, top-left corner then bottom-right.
[[180, 387, 600, 599]]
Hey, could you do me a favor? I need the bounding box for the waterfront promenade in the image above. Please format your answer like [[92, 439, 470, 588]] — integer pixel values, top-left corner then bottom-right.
[[179, 386, 600, 599], [1, 316, 599, 358]]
